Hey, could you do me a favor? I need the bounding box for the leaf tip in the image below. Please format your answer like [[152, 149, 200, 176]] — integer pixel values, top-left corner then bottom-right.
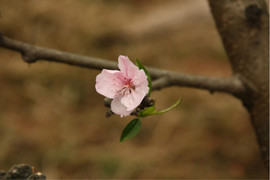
[[120, 118, 141, 142]]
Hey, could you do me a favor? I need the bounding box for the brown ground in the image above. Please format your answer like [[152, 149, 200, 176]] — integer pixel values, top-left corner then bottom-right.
[[0, 0, 267, 179]]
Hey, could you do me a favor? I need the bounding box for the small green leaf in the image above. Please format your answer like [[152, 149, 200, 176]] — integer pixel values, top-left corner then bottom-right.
[[136, 59, 152, 96], [139, 105, 155, 117], [120, 118, 141, 142]]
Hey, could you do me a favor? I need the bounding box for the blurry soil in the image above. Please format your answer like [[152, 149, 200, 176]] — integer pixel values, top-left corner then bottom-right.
[[0, 0, 267, 179]]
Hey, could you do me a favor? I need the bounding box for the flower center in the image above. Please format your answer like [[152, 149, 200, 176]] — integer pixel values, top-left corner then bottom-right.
[[116, 79, 135, 96], [124, 79, 135, 90]]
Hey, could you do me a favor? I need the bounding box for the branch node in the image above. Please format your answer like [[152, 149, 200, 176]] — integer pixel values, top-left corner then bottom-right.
[[245, 4, 262, 28], [237, 74, 258, 94], [209, 89, 215, 94], [21, 52, 37, 63]]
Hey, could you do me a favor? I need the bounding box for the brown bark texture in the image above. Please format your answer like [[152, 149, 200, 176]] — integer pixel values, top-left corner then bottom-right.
[[0, 164, 46, 180], [208, 0, 269, 169]]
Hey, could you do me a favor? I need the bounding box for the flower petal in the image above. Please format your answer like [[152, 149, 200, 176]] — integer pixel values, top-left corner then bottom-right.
[[95, 69, 125, 98], [111, 96, 133, 117], [132, 69, 149, 88], [118, 55, 140, 79], [121, 88, 147, 111]]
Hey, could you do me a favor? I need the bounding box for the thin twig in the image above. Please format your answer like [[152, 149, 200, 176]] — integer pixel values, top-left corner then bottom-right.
[[0, 35, 246, 95], [152, 76, 171, 90]]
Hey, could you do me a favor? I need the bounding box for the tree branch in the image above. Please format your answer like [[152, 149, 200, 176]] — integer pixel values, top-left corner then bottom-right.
[[208, 0, 269, 169], [0, 34, 246, 95]]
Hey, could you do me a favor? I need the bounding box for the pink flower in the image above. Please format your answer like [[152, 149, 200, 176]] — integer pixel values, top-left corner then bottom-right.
[[95, 55, 149, 117]]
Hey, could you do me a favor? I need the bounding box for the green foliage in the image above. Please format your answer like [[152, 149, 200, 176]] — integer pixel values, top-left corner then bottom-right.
[[120, 118, 141, 142], [139, 106, 155, 117]]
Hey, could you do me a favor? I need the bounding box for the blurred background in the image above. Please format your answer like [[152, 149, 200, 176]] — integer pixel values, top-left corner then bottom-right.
[[0, 0, 267, 179]]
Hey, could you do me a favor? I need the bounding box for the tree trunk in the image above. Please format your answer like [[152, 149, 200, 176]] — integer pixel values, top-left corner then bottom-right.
[[208, 0, 269, 170]]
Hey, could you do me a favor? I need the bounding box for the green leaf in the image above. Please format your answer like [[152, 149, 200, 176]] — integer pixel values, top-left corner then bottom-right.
[[136, 59, 152, 96], [120, 118, 141, 142], [139, 105, 155, 117]]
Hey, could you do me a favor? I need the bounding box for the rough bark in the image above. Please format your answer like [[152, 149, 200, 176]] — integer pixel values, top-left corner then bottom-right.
[[0, 164, 46, 180], [208, 0, 269, 169]]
